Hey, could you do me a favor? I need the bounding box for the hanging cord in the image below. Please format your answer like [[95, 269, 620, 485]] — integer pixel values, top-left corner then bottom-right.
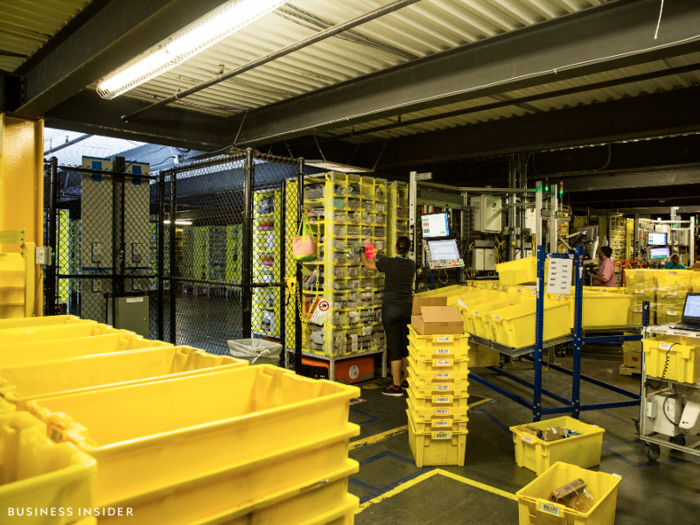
[[438, 268, 449, 285], [654, 0, 665, 40], [661, 342, 678, 380]]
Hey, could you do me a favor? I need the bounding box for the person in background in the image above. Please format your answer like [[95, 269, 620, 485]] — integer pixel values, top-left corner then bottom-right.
[[361, 236, 416, 397], [591, 246, 616, 287], [665, 253, 687, 270]]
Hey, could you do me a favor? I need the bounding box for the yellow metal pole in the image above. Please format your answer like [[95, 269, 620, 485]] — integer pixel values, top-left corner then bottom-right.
[[0, 114, 44, 315]]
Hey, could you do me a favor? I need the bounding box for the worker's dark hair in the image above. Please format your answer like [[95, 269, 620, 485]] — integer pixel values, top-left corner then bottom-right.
[[601, 246, 612, 258], [670, 253, 680, 262], [396, 236, 410, 255]]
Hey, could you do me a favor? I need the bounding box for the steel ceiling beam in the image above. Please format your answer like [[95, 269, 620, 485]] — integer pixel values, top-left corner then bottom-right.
[[372, 86, 700, 168], [562, 167, 700, 193], [11, 0, 231, 119], [233, 0, 700, 146], [585, 206, 700, 215], [45, 90, 235, 151]]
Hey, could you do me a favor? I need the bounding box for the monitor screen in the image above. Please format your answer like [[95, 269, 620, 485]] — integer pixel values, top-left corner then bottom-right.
[[648, 232, 668, 246], [649, 247, 670, 259], [422, 213, 449, 238], [428, 239, 460, 261], [683, 295, 700, 319]]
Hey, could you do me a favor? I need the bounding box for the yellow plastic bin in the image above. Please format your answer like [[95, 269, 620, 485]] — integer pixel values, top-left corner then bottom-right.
[[470, 297, 531, 338], [406, 388, 468, 420], [0, 323, 130, 345], [0, 315, 93, 330], [490, 301, 571, 348], [510, 416, 605, 475], [408, 345, 469, 374], [405, 379, 469, 410], [407, 410, 467, 467], [642, 339, 700, 383], [97, 428, 359, 525], [28, 366, 359, 509], [414, 285, 468, 297], [579, 293, 632, 328], [0, 411, 96, 522], [309, 495, 359, 525], [0, 346, 248, 410], [407, 374, 469, 397], [445, 289, 495, 307], [497, 257, 549, 286], [516, 462, 621, 525], [407, 354, 469, 385], [0, 333, 172, 367]]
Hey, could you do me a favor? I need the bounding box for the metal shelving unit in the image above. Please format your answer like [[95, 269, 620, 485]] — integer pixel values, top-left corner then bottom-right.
[[469, 246, 647, 421]]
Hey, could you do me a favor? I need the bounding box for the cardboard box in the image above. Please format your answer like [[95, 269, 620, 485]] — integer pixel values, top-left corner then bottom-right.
[[412, 296, 447, 316], [550, 478, 586, 503], [411, 306, 464, 335], [542, 427, 569, 442]]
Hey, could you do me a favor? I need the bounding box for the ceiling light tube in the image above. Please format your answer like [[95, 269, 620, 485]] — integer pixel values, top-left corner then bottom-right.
[[97, 0, 291, 99], [163, 220, 193, 226]]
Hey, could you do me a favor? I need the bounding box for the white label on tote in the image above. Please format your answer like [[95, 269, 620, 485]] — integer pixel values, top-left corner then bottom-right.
[[659, 343, 673, 350], [435, 384, 451, 391], [436, 348, 450, 354], [540, 503, 561, 516], [433, 432, 450, 439], [434, 409, 450, 415], [435, 360, 452, 366], [668, 311, 678, 316], [494, 316, 501, 322], [435, 396, 451, 403], [435, 336, 452, 342], [433, 420, 450, 427], [522, 434, 534, 444], [435, 373, 451, 379]]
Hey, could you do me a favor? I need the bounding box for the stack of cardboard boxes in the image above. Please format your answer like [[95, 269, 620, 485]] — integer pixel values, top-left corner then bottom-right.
[[405, 297, 470, 467]]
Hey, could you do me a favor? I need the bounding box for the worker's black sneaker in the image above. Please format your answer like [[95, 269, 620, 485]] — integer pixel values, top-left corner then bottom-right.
[[401, 380, 409, 389], [382, 384, 404, 397]]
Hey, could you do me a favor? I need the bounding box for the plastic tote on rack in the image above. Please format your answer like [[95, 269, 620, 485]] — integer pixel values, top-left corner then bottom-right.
[[227, 339, 282, 365], [293, 214, 318, 262]]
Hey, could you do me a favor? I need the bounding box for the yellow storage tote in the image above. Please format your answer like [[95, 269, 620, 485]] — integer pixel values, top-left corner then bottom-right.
[[407, 371, 469, 396], [408, 408, 467, 433], [0, 346, 248, 409], [490, 301, 571, 348], [445, 289, 494, 306], [407, 354, 469, 385], [578, 293, 632, 328], [97, 428, 359, 525], [497, 256, 549, 286], [510, 416, 605, 475], [407, 410, 467, 467], [405, 378, 469, 409], [0, 315, 93, 330], [642, 339, 700, 383], [516, 462, 621, 525], [0, 411, 96, 522], [406, 388, 468, 420], [0, 323, 129, 345], [470, 297, 531, 338], [28, 366, 359, 508], [408, 345, 469, 374], [0, 333, 171, 367], [622, 340, 642, 369], [414, 285, 467, 297]]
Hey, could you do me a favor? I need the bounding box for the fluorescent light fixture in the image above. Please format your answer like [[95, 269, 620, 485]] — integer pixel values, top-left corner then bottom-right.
[[304, 160, 374, 174], [97, 0, 291, 99], [164, 220, 193, 226]]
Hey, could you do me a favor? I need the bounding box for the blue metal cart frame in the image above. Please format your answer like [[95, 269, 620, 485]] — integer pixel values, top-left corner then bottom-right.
[[470, 245, 649, 421]]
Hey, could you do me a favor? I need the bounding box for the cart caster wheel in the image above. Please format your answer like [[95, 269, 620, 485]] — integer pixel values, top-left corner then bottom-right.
[[646, 444, 661, 461], [670, 435, 686, 447]]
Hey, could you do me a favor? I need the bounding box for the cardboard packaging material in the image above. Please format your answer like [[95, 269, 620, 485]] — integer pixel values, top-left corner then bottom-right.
[[412, 305, 464, 335], [541, 427, 569, 442], [412, 296, 447, 316], [550, 478, 595, 512]]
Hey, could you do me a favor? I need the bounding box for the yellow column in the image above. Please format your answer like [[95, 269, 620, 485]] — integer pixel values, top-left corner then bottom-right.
[[0, 114, 44, 315]]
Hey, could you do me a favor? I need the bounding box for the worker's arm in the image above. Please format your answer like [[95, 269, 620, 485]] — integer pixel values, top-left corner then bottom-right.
[[361, 248, 377, 271]]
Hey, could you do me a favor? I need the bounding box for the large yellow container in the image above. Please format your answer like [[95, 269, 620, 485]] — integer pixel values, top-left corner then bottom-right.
[[0, 346, 248, 409], [445, 289, 494, 307], [97, 427, 359, 525], [490, 301, 571, 348], [516, 462, 621, 525], [28, 366, 359, 508], [0, 333, 171, 367], [407, 410, 467, 467], [116, 460, 358, 525], [408, 329, 469, 360], [414, 285, 468, 297], [469, 297, 531, 338], [497, 257, 549, 286], [407, 372, 469, 397], [0, 315, 92, 330], [456, 292, 515, 333], [407, 354, 469, 385], [0, 411, 96, 523], [510, 416, 605, 475], [407, 345, 469, 373], [622, 340, 642, 369], [642, 339, 700, 383], [0, 323, 129, 345], [406, 388, 468, 420], [405, 378, 469, 409]]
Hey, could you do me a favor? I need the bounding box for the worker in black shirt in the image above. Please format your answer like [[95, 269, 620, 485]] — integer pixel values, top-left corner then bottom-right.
[[361, 236, 416, 397]]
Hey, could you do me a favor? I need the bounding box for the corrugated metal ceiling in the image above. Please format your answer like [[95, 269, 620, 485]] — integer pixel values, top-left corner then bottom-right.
[[0, 0, 90, 73], [44, 127, 145, 166], [122, 0, 615, 117]]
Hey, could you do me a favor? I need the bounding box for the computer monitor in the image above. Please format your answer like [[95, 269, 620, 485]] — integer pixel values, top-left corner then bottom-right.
[[648, 232, 668, 246], [649, 247, 670, 259], [682, 294, 700, 324], [421, 213, 449, 238], [427, 239, 460, 261]]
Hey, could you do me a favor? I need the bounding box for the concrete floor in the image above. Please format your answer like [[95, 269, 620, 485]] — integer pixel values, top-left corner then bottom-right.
[[348, 352, 700, 525]]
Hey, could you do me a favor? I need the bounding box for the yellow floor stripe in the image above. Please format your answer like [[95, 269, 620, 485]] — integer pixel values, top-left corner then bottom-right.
[[350, 425, 408, 451], [357, 470, 441, 512], [434, 469, 518, 501], [362, 384, 380, 390]]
